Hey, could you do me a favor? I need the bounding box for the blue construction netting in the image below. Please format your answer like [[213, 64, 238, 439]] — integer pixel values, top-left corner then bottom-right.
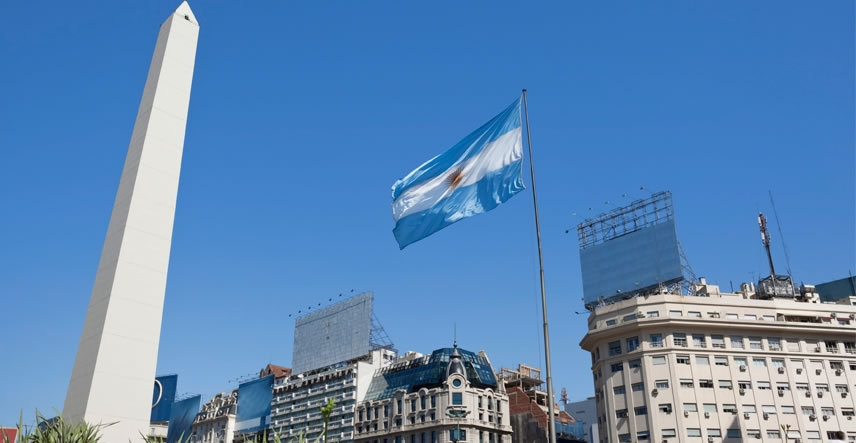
[[166, 395, 201, 443], [151, 374, 178, 423]]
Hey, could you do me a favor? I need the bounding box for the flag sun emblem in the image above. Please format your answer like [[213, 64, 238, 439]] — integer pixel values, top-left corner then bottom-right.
[[446, 167, 465, 189]]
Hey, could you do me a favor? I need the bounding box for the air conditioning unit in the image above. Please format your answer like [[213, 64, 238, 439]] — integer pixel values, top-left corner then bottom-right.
[[637, 311, 646, 318], [809, 414, 817, 421], [850, 313, 855, 320], [836, 369, 843, 375], [848, 416, 853, 421], [763, 413, 769, 420], [831, 312, 837, 318], [814, 347, 822, 353], [684, 411, 689, 417], [816, 369, 822, 375], [818, 392, 824, 398], [708, 438, 715, 443], [739, 388, 746, 395], [806, 391, 812, 397], [843, 392, 848, 398], [704, 412, 710, 418], [739, 365, 747, 372], [778, 390, 784, 397], [796, 368, 803, 374], [652, 388, 659, 396], [744, 413, 750, 419], [823, 415, 829, 421], [778, 367, 785, 374]]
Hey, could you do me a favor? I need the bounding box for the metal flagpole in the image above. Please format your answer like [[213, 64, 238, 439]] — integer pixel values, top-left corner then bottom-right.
[[521, 89, 558, 443]]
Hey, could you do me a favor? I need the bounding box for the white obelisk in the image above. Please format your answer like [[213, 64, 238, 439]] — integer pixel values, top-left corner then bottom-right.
[[63, 3, 198, 441]]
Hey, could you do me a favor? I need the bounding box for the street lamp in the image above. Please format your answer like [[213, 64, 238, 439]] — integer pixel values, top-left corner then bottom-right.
[[446, 408, 470, 443]]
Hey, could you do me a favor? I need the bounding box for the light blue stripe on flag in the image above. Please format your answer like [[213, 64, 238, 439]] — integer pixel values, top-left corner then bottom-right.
[[391, 98, 525, 249]]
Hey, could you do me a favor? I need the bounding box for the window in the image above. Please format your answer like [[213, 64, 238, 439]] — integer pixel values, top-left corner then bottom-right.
[[676, 355, 690, 365], [781, 406, 795, 414], [611, 363, 623, 373], [669, 310, 682, 317], [743, 405, 757, 414], [836, 384, 850, 393], [771, 359, 785, 368], [384, 405, 389, 417], [708, 311, 721, 318], [411, 399, 417, 411], [359, 410, 364, 421], [831, 361, 845, 370], [738, 380, 751, 390], [606, 319, 616, 326], [652, 356, 666, 365], [746, 430, 761, 439], [807, 431, 821, 440], [397, 399, 402, 413], [396, 418, 402, 427], [699, 379, 713, 388], [842, 408, 854, 417], [449, 430, 466, 441], [637, 431, 649, 441], [420, 396, 426, 409], [617, 434, 631, 442], [646, 311, 659, 318], [703, 404, 717, 413], [673, 333, 687, 347], [821, 407, 834, 416], [757, 381, 771, 390], [844, 341, 856, 354], [726, 429, 741, 438], [623, 314, 637, 322], [626, 337, 639, 352], [714, 356, 728, 366], [825, 340, 839, 353], [719, 380, 733, 389], [696, 356, 709, 365], [632, 383, 644, 392], [734, 357, 747, 367], [680, 379, 694, 388], [655, 380, 669, 389], [730, 336, 744, 349], [687, 428, 702, 437], [629, 359, 641, 369], [608, 341, 621, 356], [650, 334, 664, 348], [768, 337, 782, 351], [776, 382, 790, 391], [801, 406, 815, 416], [762, 315, 775, 321], [662, 429, 676, 438], [487, 397, 493, 410], [711, 335, 725, 348], [723, 404, 737, 414], [658, 404, 673, 413], [452, 393, 462, 405], [430, 395, 436, 408], [726, 313, 738, 320], [707, 429, 721, 438], [634, 406, 647, 416], [744, 314, 757, 320], [692, 334, 706, 347], [615, 409, 628, 418], [749, 337, 763, 350], [767, 430, 781, 439], [753, 357, 767, 367], [688, 311, 702, 318], [795, 383, 809, 391], [613, 385, 626, 395], [683, 403, 698, 412], [816, 383, 830, 392], [762, 405, 776, 414]]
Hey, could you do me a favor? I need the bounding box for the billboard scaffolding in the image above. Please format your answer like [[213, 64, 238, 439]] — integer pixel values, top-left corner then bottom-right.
[[577, 191, 684, 309]]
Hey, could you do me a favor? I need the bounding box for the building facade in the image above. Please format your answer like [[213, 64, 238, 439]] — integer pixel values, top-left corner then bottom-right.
[[563, 397, 597, 443], [580, 280, 856, 443], [354, 345, 512, 443], [270, 348, 397, 442], [192, 391, 238, 443], [498, 365, 583, 443]]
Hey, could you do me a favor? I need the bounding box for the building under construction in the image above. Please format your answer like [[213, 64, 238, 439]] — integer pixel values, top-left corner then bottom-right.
[[497, 365, 585, 443]]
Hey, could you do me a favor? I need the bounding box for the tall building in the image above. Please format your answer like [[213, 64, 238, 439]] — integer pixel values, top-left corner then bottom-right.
[[62, 3, 199, 441], [353, 344, 512, 443], [816, 276, 856, 306], [192, 391, 238, 443], [580, 279, 856, 443], [270, 348, 397, 442]]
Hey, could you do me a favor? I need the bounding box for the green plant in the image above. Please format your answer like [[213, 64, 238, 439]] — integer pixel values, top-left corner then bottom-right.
[[4, 410, 113, 443]]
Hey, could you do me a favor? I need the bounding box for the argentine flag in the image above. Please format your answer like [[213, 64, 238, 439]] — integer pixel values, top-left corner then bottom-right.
[[391, 98, 525, 249]]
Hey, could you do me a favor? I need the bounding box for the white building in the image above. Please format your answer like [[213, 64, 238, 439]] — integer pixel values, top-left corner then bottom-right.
[[269, 348, 397, 442], [580, 279, 856, 443], [192, 391, 238, 443]]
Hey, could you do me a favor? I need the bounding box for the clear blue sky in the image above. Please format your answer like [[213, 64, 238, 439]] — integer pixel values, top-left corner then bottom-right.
[[1, 0, 853, 426]]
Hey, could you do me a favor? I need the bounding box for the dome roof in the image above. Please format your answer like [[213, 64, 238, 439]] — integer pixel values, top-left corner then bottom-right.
[[446, 344, 466, 379]]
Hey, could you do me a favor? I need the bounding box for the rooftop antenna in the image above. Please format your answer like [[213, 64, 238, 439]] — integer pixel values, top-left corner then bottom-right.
[[453, 323, 457, 346], [768, 191, 793, 278], [758, 212, 776, 280], [560, 388, 569, 406]]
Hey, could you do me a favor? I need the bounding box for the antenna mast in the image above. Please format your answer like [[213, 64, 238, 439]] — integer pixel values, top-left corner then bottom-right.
[[758, 212, 776, 279], [768, 191, 793, 278]]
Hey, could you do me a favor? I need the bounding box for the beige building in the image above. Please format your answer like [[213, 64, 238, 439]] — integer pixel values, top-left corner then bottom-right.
[[192, 391, 237, 443], [580, 280, 856, 443], [353, 345, 512, 443]]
